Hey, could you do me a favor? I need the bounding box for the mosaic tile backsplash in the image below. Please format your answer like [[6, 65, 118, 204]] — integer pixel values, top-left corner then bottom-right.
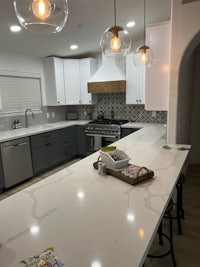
[[68, 93, 167, 123], [0, 93, 167, 132]]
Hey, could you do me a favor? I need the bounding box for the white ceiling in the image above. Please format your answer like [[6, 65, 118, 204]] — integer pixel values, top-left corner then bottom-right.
[[0, 0, 172, 59]]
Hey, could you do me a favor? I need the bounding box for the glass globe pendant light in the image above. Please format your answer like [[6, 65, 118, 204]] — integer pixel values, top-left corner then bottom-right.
[[13, 0, 69, 34], [133, 0, 154, 67], [100, 0, 131, 57]]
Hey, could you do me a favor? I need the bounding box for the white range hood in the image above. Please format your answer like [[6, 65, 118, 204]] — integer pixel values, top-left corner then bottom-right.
[[88, 55, 126, 93]]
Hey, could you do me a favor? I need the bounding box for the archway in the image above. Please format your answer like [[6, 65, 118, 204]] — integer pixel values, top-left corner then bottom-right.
[[176, 31, 200, 163]]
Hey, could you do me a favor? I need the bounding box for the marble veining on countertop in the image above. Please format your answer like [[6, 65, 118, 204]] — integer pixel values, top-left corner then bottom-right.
[[0, 123, 190, 267]]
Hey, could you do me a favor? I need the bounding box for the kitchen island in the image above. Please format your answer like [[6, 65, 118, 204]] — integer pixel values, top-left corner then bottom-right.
[[0, 123, 190, 267]]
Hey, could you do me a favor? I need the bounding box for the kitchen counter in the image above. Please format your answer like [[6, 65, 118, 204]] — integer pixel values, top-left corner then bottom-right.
[[0, 123, 190, 267], [0, 120, 159, 143], [0, 120, 90, 143]]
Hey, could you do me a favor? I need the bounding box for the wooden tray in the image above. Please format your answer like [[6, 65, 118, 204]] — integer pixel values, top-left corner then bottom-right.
[[93, 161, 154, 185]]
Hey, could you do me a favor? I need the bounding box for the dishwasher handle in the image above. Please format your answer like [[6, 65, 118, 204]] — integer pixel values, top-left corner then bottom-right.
[[4, 141, 28, 149]]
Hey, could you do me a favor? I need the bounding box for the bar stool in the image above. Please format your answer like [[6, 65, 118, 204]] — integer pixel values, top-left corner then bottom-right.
[[147, 199, 177, 267], [174, 173, 185, 235]]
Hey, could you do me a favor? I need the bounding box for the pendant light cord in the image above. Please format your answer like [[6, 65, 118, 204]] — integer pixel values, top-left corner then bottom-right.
[[114, 0, 116, 26], [144, 0, 146, 44]]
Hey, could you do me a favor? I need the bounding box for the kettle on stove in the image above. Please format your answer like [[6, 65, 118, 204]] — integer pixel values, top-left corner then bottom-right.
[[97, 111, 105, 121]]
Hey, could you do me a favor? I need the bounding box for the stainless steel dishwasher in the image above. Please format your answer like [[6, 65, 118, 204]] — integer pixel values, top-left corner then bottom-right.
[[1, 137, 33, 188]]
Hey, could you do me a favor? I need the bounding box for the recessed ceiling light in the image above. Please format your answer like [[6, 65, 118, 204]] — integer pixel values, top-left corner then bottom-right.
[[70, 44, 78, 50], [126, 21, 136, 28], [10, 25, 22, 32]]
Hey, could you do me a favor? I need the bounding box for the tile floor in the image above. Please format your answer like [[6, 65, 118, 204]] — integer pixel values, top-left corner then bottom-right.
[[0, 161, 200, 266]]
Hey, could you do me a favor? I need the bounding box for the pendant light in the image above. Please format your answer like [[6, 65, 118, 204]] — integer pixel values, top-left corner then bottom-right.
[[133, 0, 154, 67], [13, 0, 69, 34], [100, 0, 131, 57]]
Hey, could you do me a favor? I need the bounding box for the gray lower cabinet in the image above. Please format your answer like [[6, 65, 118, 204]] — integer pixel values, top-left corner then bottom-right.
[[0, 125, 87, 188], [70, 126, 78, 157], [121, 128, 140, 138], [76, 125, 87, 156], [30, 130, 62, 174], [61, 126, 77, 161]]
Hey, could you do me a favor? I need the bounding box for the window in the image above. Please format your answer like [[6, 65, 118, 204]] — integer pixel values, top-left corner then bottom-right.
[[0, 75, 42, 114]]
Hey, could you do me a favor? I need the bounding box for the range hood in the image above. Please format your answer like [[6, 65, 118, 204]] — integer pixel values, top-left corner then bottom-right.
[[88, 55, 126, 93]]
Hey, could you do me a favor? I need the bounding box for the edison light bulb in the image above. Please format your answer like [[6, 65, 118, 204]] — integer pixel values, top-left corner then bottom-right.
[[141, 49, 147, 62], [110, 35, 121, 51], [32, 0, 51, 20]]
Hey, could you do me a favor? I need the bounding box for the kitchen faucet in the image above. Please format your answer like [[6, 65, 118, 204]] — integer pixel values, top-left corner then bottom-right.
[[25, 108, 35, 128]]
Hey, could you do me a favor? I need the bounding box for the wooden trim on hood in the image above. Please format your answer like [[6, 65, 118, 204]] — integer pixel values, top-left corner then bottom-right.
[[88, 80, 126, 93]]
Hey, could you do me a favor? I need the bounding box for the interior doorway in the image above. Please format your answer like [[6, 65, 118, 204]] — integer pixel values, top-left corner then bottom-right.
[[176, 32, 200, 164]]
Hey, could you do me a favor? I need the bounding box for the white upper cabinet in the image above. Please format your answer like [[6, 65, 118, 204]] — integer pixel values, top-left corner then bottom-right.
[[63, 59, 81, 105], [43, 57, 65, 106], [126, 54, 145, 104], [79, 58, 97, 105], [43, 57, 97, 106], [145, 21, 171, 111]]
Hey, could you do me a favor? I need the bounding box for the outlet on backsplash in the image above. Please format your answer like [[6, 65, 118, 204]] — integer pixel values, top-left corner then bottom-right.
[[152, 111, 157, 118], [51, 112, 55, 118]]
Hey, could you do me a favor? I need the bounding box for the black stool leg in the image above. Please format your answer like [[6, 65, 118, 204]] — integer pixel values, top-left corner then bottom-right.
[[168, 212, 177, 267], [158, 222, 164, 245], [179, 182, 185, 219], [176, 183, 183, 234], [147, 200, 177, 267]]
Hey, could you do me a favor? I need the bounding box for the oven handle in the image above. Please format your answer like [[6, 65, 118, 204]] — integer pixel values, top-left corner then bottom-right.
[[86, 133, 120, 139]]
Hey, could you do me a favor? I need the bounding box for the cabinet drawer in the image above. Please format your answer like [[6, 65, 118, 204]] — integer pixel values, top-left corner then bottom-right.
[[31, 130, 60, 144]]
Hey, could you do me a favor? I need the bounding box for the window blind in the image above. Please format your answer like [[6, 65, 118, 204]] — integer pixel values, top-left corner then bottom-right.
[[0, 75, 42, 113]]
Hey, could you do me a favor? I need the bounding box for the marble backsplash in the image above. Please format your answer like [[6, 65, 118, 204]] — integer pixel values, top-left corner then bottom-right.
[[0, 93, 167, 132]]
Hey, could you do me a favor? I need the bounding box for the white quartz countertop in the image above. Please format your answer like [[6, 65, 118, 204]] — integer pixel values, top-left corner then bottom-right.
[[0, 123, 190, 267], [0, 120, 90, 143]]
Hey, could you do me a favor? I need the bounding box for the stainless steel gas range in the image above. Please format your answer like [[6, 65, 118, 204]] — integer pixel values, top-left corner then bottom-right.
[[84, 119, 129, 152]]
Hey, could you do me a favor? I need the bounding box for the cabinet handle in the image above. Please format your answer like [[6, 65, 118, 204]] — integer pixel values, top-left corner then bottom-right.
[[46, 142, 51, 146]]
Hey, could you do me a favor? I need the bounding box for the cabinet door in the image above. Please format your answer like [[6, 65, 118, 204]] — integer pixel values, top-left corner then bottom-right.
[[61, 127, 71, 161], [61, 126, 77, 161], [69, 126, 77, 157], [76, 125, 87, 156], [79, 58, 97, 104], [43, 57, 66, 106], [121, 128, 140, 138], [126, 55, 145, 104], [31, 130, 62, 174], [121, 128, 133, 138], [48, 131, 62, 166], [63, 59, 81, 105], [145, 21, 171, 111]]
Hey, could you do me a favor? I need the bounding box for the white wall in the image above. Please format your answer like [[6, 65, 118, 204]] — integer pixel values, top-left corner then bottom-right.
[[167, 0, 200, 143], [0, 52, 46, 105]]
